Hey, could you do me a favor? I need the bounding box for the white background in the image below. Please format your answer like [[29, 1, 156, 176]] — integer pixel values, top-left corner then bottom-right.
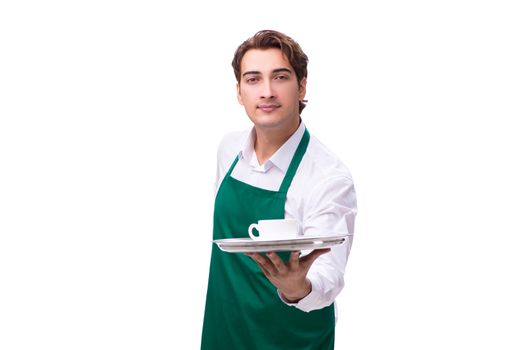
[[1, 1, 523, 349]]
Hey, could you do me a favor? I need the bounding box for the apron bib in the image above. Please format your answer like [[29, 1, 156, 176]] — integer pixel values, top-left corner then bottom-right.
[[201, 129, 335, 350]]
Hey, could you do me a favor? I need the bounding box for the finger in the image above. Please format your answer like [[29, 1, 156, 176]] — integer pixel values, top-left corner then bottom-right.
[[266, 252, 286, 273], [289, 251, 300, 271], [255, 260, 272, 279], [249, 253, 277, 275], [300, 248, 331, 269]]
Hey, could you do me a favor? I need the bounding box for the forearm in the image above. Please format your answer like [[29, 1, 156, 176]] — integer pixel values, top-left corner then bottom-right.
[[278, 240, 350, 312]]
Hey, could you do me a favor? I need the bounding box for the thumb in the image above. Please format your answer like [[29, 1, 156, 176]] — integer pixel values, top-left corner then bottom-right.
[[300, 248, 331, 269]]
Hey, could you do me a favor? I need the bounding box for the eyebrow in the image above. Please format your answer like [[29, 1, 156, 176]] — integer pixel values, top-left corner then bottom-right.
[[242, 68, 293, 77]]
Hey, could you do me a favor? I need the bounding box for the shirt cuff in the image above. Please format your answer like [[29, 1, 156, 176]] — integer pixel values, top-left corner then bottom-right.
[[277, 275, 323, 312]]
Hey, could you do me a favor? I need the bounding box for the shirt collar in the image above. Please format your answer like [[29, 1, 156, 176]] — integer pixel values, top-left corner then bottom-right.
[[238, 121, 306, 173]]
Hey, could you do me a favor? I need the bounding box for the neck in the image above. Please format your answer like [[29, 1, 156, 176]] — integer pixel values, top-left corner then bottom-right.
[[253, 118, 300, 165]]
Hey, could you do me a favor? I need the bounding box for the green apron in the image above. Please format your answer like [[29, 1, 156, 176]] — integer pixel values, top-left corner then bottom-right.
[[201, 129, 335, 350]]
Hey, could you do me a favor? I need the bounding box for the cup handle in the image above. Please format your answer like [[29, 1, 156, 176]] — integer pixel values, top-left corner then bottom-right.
[[248, 223, 259, 240]]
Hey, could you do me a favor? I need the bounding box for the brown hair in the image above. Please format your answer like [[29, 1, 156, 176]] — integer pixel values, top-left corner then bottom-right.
[[232, 30, 309, 113]]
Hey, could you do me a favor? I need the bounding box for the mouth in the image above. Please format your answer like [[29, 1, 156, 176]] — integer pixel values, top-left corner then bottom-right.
[[257, 104, 280, 113]]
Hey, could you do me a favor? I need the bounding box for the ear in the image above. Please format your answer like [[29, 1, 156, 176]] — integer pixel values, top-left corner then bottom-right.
[[298, 78, 307, 100], [236, 83, 244, 106]]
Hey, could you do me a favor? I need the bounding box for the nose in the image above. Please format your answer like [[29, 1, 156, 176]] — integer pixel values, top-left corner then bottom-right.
[[259, 80, 275, 100]]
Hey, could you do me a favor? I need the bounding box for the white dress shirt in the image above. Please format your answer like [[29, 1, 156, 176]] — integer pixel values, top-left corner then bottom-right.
[[215, 122, 357, 313]]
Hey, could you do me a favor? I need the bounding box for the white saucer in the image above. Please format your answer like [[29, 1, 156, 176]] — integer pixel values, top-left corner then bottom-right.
[[213, 234, 350, 253]]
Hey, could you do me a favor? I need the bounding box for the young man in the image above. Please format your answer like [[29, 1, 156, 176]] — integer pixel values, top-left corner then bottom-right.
[[201, 30, 357, 349]]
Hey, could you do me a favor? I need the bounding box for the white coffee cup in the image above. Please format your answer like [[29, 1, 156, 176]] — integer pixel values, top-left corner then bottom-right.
[[248, 219, 299, 241]]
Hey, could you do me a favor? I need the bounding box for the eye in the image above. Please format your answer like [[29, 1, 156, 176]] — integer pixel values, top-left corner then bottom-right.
[[275, 75, 289, 80], [245, 76, 259, 84]]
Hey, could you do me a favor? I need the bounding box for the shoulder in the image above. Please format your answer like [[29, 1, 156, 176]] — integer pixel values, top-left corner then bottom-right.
[[216, 128, 249, 168], [287, 132, 357, 228], [217, 129, 245, 152], [288, 132, 356, 212], [299, 134, 354, 183]]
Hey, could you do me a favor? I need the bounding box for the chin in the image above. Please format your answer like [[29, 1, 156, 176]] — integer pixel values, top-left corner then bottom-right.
[[253, 118, 286, 129], [250, 113, 290, 128]]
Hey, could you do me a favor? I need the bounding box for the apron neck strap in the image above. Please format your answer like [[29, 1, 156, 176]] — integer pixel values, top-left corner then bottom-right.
[[225, 156, 239, 178], [279, 128, 310, 193]]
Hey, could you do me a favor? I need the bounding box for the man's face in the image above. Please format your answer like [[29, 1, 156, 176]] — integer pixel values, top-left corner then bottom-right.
[[237, 48, 306, 131]]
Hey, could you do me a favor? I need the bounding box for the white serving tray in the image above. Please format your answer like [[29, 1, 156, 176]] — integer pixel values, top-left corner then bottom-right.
[[213, 234, 350, 253]]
